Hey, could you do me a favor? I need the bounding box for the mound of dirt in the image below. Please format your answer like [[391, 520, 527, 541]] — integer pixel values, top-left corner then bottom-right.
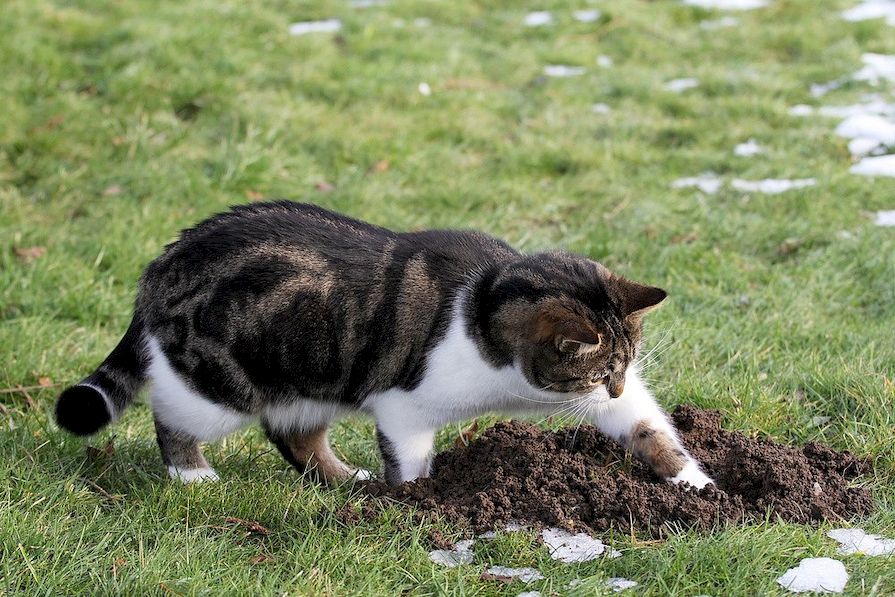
[[362, 406, 873, 536]]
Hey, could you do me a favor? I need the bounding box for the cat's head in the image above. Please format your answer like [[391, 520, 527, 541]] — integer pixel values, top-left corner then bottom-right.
[[474, 252, 666, 400]]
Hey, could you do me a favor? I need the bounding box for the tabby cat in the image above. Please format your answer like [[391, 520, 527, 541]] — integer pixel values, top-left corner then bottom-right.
[[56, 202, 712, 488]]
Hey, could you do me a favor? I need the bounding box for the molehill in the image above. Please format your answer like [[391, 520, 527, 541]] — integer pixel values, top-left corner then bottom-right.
[[361, 406, 873, 537]]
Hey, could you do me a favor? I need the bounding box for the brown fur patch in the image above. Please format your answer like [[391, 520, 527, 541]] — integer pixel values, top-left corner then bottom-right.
[[280, 428, 355, 484], [630, 420, 687, 478]]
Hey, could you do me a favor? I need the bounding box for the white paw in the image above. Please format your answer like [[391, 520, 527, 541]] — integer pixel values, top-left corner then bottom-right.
[[352, 469, 374, 481], [167, 466, 220, 484], [669, 460, 714, 490]]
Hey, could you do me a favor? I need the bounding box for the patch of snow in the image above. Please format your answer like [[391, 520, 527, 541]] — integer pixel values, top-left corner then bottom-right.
[[664, 77, 700, 92], [516, 592, 542, 597], [734, 138, 765, 156], [828, 528, 895, 555], [606, 577, 639, 592], [288, 19, 342, 36], [842, 0, 895, 26], [854, 53, 895, 85], [524, 11, 553, 26], [574, 9, 601, 22], [418, 82, 432, 96], [672, 172, 723, 194], [485, 566, 545, 583], [730, 178, 816, 193], [818, 99, 895, 118], [596, 54, 614, 67], [835, 114, 895, 156], [477, 530, 498, 539], [811, 80, 844, 97], [777, 557, 849, 593], [700, 16, 740, 28], [428, 539, 474, 567], [849, 138, 885, 156], [544, 65, 586, 77], [592, 102, 612, 114], [504, 521, 529, 532], [851, 154, 895, 176], [542, 528, 620, 563], [683, 0, 768, 9], [789, 104, 815, 116], [874, 210, 895, 225]]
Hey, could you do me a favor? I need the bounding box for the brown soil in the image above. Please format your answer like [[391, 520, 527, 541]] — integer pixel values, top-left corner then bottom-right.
[[362, 406, 873, 536]]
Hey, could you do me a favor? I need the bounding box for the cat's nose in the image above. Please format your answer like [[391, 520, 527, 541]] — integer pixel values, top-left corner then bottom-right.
[[607, 378, 624, 399]]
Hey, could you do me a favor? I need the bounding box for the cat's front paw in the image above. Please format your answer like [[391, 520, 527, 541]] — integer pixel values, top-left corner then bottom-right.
[[668, 460, 714, 490]]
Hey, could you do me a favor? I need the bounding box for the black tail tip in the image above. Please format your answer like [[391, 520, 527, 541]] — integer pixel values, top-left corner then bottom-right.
[[55, 385, 111, 436]]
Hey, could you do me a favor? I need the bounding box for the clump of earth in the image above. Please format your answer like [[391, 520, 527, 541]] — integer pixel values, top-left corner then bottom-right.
[[362, 406, 873, 536]]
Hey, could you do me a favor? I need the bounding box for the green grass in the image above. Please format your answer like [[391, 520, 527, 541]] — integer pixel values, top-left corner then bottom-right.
[[2, 0, 895, 594]]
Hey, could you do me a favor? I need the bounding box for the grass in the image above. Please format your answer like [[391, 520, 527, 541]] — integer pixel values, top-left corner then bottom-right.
[[2, 0, 894, 594]]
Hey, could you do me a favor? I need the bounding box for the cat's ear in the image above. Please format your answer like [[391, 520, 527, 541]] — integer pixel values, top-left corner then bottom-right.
[[531, 306, 603, 355], [616, 278, 667, 320]]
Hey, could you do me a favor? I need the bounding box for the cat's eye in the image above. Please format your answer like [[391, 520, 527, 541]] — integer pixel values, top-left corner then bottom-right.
[[590, 372, 609, 384]]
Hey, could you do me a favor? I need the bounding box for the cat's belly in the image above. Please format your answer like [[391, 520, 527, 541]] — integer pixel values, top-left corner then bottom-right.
[[147, 335, 345, 440], [147, 336, 255, 440]]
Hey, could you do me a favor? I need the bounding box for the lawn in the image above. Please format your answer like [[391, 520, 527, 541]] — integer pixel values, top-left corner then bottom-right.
[[2, 0, 894, 594]]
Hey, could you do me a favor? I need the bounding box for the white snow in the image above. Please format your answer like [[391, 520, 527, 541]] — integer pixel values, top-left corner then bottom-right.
[[853, 53, 895, 85], [544, 65, 585, 77], [596, 54, 614, 67], [734, 138, 765, 156], [516, 593, 542, 597], [664, 77, 700, 92], [789, 104, 815, 116], [829, 528, 895, 555], [592, 102, 612, 114], [606, 577, 639, 592], [875, 210, 895, 225], [524, 11, 553, 26], [851, 154, 895, 176], [683, 0, 768, 9], [288, 19, 342, 35], [834, 114, 895, 156], [849, 137, 885, 156], [574, 9, 601, 22], [818, 98, 895, 118], [478, 521, 529, 538], [777, 558, 849, 593], [811, 80, 844, 97], [418, 82, 432, 96], [731, 178, 816, 193], [541, 528, 620, 563], [842, 0, 895, 26], [485, 566, 545, 583], [672, 173, 723, 194], [700, 16, 740, 29], [428, 539, 474, 567]]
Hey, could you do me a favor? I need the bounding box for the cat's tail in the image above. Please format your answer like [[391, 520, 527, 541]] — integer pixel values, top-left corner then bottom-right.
[[55, 314, 148, 435]]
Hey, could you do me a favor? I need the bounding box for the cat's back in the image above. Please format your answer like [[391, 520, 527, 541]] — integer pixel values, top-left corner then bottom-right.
[[150, 201, 393, 271]]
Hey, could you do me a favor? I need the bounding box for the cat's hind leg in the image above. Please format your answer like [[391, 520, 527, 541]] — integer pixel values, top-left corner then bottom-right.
[[154, 418, 219, 483], [263, 424, 370, 484]]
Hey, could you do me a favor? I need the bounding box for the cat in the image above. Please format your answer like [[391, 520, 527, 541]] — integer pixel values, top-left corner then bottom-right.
[[55, 201, 713, 489]]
